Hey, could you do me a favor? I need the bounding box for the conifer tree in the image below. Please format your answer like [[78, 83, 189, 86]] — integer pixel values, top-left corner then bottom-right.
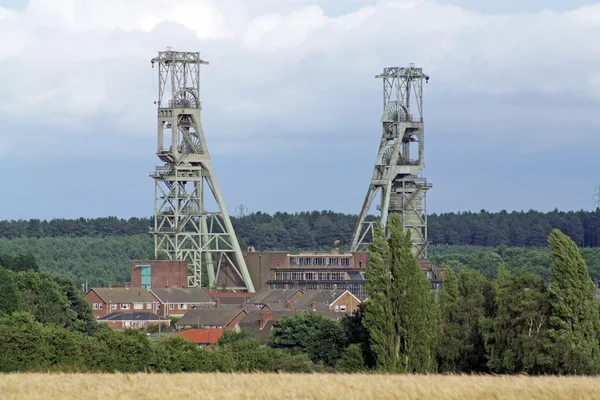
[[438, 267, 492, 372], [363, 214, 438, 372], [547, 229, 600, 374]]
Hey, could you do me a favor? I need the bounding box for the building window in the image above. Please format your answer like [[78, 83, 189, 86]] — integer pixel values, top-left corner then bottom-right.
[[121, 304, 130, 310], [340, 305, 347, 312], [111, 304, 117, 310], [335, 305, 339, 312], [139, 321, 146, 328], [133, 303, 144, 310], [180, 304, 187, 310], [146, 303, 152, 310], [131, 321, 137, 328], [93, 303, 99, 310], [169, 304, 175, 310], [99, 303, 103, 309]]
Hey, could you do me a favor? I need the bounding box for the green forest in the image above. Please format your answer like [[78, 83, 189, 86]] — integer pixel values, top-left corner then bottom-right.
[[2, 210, 600, 286], [2, 208, 600, 248]]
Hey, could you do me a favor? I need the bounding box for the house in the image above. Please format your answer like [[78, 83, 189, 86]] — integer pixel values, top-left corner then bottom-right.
[[85, 288, 159, 318], [172, 328, 223, 346], [248, 288, 304, 309], [292, 289, 361, 314], [175, 309, 248, 331], [149, 287, 214, 317], [204, 290, 255, 309], [97, 312, 170, 329]]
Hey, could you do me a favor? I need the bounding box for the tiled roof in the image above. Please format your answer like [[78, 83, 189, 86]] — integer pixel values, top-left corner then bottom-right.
[[292, 290, 343, 310], [175, 309, 247, 327], [97, 312, 168, 321], [150, 287, 213, 304], [249, 288, 302, 305], [90, 288, 156, 303], [173, 328, 223, 344]]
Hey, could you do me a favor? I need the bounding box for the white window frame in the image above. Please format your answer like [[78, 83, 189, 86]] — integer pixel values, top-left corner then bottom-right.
[[335, 305, 339, 312], [180, 304, 187, 310], [146, 303, 152, 310], [133, 303, 144, 310], [111, 304, 117, 310], [121, 304, 130, 310], [169, 304, 175, 310], [99, 303, 103, 309], [93, 303, 99, 310], [340, 305, 347, 312]]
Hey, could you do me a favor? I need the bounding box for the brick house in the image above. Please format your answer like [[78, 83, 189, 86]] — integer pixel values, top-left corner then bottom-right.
[[172, 328, 223, 346], [130, 260, 188, 289], [149, 287, 214, 317], [97, 312, 170, 329], [175, 309, 248, 331], [85, 288, 158, 318]]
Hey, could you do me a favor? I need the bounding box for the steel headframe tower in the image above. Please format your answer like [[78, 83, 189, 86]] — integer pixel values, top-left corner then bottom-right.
[[350, 65, 431, 258], [150, 49, 255, 291]]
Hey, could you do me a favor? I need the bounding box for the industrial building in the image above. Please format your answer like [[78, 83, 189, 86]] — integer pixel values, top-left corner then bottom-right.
[[136, 50, 444, 301]]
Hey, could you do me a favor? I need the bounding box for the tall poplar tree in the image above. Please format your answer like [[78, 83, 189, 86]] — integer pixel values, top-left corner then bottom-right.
[[547, 229, 600, 374], [438, 267, 492, 372], [363, 214, 438, 372]]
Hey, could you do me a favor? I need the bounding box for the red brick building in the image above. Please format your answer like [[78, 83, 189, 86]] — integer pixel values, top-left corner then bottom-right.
[[149, 287, 214, 317], [85, 288, 159, 318], [131, 260, 188, 289], [97, 312, 170, 329]]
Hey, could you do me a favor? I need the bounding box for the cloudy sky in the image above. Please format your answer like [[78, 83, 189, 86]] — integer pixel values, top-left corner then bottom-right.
[[1, 0, 600, 220]]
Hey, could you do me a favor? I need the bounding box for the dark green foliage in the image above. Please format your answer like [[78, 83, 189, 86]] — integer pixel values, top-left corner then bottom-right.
[[340, 308, 375, 368], [52, 274, 97, 334], [363, 215, 438, 373], [482, 267, 552, 374], [336, 344, 366, 372], [547, 229, 600, 374], [16, 270, 79, 328], [93, 326, 156, 372], [0, 252, 39, 272], [0, 268, 22, 315], [438, 268, 493, 373], [268, 312, 347, 366], [154, 337, 201, 372]]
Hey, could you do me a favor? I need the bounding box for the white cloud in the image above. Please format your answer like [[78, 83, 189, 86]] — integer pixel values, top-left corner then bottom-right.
[[1, 0, 600, 158]]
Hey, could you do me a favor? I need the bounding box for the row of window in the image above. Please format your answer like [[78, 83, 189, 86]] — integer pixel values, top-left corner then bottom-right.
[[274, 272, 347, 281], [92, 303, 153, 311], [270, 282, 367, 301], [92, 302, 190, 311], [288, 257, 351, 267]]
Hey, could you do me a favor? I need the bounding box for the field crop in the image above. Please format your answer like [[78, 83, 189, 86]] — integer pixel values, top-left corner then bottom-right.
[[1, 373, 600, 400]]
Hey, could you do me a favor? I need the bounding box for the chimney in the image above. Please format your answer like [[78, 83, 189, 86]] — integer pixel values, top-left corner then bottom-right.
[[259, 307, 272, 330], [285, 299, 291, 309], [284, 284, 288, 291], [215, 298, 221, 309], [241, 301, 246, 310], [311, 301, 316, 311]]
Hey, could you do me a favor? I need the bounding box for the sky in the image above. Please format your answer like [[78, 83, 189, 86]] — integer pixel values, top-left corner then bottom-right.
[[2, 0, 600, 220]]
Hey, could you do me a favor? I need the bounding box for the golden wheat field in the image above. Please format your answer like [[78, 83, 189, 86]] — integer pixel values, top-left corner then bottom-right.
[[1, 373, 600, 400]]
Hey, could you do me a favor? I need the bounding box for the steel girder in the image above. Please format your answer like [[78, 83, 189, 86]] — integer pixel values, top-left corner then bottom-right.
[[351, 66, 431, 257], [150, 49, 254, 291]]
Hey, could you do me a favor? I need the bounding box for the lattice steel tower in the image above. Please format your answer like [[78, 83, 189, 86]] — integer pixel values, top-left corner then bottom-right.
[[351, 65, 431, 258], [150, 49, 254, 291]]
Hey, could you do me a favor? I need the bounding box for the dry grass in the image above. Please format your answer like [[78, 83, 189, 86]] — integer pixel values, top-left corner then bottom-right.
[[1, 373, 600, 400]]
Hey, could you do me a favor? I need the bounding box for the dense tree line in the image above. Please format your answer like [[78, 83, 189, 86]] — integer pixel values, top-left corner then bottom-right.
[[3, 209, 600, 249], [3, 223, 600, 374]]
